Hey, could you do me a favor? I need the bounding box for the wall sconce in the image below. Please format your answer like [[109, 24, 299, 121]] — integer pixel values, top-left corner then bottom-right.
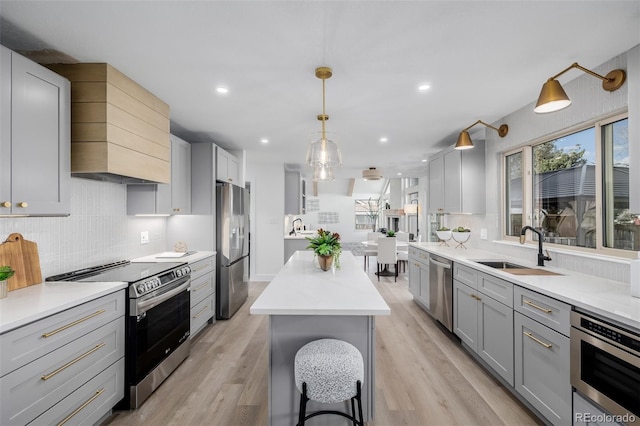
[[455, 120, 509, 150], [534, 62, 626, 114]]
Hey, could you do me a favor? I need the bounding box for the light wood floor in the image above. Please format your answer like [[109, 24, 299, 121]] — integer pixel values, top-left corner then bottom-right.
[[104, 267, 542, 426]]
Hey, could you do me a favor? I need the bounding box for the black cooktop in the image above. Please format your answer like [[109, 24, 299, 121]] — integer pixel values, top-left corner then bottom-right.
[[47, 261, 186, 283]]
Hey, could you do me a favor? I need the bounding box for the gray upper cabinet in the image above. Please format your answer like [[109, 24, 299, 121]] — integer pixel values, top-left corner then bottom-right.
[[127, 134, 191, 215], [0, 45, 70, 216], [285, 170, 305, 215], [216, 146, 240, 185], [427, 141, 486, 214]]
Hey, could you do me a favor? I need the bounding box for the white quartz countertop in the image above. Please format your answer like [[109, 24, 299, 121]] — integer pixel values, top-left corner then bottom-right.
[[409, 242, 640, 332], [0, 281, 127, 334], [132, 251, 216, 263], [250, 251, 390, 316]]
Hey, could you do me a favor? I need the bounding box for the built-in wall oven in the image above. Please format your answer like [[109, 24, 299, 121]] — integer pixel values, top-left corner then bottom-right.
[[570, 310, 640, 425], [47, 261, 192, 409]]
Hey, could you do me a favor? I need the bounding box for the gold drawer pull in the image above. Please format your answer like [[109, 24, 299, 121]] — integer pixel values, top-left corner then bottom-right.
[[0, 201, 11, 208], [17, 202, 28, 208], [42, 310, 107, 338], [524, 331, 553, 349], [41, 343, 106, 381], [57, 388, 105, 426], [193, 305, 210, 319], [523, 299, 552, 314]]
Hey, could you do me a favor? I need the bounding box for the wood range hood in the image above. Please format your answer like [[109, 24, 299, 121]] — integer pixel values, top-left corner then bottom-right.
[[47, 63, 170, 184]]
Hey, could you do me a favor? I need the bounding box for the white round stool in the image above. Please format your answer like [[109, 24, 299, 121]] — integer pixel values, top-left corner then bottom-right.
[[294, 338, 364, 426]]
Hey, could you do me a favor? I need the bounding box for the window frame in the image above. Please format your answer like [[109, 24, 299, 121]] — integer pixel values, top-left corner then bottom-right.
[[501, 111, 634, 259]]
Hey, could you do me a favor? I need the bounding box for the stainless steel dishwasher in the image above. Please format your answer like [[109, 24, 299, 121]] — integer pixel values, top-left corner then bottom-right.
[[429, 254, 453, 332]]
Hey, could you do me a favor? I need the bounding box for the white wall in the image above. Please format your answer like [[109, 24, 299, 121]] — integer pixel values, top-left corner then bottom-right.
[[469, 45, 637, 283], [0, 178, 167, 278]]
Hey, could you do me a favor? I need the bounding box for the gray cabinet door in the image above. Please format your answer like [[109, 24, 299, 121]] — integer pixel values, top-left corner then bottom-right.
[[170, 135, 191, 214], [428, 156, 443, 213], [408, 258, 420, 297], [444, 149, 462, 213], [0, 46, 11, 212], [477, 294, 514, 386], [453, 280, 478, 348], [2, 47, 70, 215], [418, 261, 430, 308], [515, 311, 571, 425], [284, 170, 302, 215]]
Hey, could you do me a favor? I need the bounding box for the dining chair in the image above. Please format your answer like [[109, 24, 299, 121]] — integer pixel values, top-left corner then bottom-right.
[[396, 232, 409, 273], [364, 232, 380, 270], [377, 236, 398, 282]]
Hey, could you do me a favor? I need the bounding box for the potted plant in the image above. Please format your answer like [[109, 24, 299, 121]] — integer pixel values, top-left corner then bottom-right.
[[0, 265, 15, 299], [306, 228, 341, 271], [387, 230, 396, 237]]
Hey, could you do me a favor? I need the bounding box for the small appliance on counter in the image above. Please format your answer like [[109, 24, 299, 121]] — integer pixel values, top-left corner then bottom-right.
[[47, 260, 192, 409]]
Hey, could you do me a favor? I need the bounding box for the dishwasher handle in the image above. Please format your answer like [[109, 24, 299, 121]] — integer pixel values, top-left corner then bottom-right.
[[429, 257, 452, 269]]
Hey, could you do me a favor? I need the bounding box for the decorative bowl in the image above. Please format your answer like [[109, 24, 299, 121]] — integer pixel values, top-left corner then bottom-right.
[[436, 230, 452, 241]]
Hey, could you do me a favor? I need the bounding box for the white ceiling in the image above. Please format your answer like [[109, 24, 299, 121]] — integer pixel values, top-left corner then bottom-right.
[[1, 1, 639, 194]]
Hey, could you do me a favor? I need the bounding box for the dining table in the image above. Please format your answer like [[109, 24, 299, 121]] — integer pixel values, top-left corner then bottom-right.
[[361, 239, 409, 276]]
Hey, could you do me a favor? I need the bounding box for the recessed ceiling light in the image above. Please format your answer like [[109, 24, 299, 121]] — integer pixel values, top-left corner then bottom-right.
[[260, 138, 269, 144], [380, 137, 388, 143], [215, 87, 229, 94], [421, 159, 427, 162], [397, 172, 402, 176], [418, 84, 431, 92]]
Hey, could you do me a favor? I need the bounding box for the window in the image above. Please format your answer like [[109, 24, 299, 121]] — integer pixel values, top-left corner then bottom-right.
[[503, 115, 638, 254], [355, 198, 380, 231]]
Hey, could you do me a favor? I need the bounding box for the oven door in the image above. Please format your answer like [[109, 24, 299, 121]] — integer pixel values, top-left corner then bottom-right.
[[571, 327, 640, 420], [129, 276, 191, 384]]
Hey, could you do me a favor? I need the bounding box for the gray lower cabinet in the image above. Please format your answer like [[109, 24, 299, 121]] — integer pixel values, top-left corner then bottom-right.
[[284, 239, 310, 263], [453, 263, 514, 385], [572, 392, 622, 426], [408, 247, 430, 309], [514, 293, 571, 425], [189, 255, 216, 338], [0, 290, 125, 425], [0, 45, 71, 216]]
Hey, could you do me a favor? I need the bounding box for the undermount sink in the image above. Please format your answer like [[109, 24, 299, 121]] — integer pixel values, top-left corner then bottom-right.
[[475, 260, 527, 269], [473, 260, 562, 276]]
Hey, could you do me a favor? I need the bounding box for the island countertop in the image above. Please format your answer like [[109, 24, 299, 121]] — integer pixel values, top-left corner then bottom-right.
[[250, 250, 390, 316]]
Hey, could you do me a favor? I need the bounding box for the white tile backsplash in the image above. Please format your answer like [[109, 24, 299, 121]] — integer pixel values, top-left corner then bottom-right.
[[0, 177, 167, 278]]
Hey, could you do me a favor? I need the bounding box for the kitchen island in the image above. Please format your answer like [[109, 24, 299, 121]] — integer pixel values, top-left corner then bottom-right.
[[250, 250, 390, 426]]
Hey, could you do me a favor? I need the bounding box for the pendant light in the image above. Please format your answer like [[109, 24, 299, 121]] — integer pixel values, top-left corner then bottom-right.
[[313, 165, 335, 182], [306, 67, 342, 170], [534, 62, 626, 113]]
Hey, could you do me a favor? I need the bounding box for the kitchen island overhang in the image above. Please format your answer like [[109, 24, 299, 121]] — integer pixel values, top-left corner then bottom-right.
[[250, 250, 390, 426]]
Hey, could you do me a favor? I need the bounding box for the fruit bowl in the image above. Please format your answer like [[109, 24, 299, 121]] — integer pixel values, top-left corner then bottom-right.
[[451, 231, 470, 248], [436, 230, 452, 243]]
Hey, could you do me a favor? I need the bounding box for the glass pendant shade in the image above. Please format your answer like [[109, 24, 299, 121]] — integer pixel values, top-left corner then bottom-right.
[[305, 132, 342, 167], [313, 165, 335, 181], [534, 79, 571, 113]]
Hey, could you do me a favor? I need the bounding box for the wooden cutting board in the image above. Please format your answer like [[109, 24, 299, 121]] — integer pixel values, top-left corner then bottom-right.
[[0, 233, 43, 291]]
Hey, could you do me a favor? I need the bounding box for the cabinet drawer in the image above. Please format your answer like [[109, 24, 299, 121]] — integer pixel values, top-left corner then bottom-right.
[[190, 272, 215, 307], [408, 247, 430, 264], [1, 317, 125, 425], [514, 286, 570, 336], [190, 295, 214, 338], [0, 290, 125, 377], [514, 311, 571, 424], [31, 357, 124, 426], [189, 256, 215, 280], [478, 272, 513, 307], [453, 263, 477, 288]]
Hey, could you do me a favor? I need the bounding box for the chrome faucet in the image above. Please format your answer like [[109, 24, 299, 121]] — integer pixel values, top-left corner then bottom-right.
[[289, 218, 303, 236], [520, 226, 552, 266]]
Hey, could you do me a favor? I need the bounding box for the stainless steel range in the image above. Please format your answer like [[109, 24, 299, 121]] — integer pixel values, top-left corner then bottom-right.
[[47, 260, 192, 409]]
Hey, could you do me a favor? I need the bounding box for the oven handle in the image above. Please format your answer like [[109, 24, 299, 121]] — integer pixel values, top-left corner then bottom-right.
[[136, 278, 190, 314]]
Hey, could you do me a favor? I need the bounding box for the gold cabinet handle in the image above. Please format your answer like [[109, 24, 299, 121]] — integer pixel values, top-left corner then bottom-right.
[[228, 177, 233, 182], [470, 294, 481, 301], [17, 202, 28, 208], [193, 305, 210, 319], [523, 331, 553, 349], [42, 310, 106, 338], [57, 388, 105, 426], [42, 343, 106, 381], [523, 299, 552, 314], [0, 201, 11, 208], [173, 208, 181, 212]]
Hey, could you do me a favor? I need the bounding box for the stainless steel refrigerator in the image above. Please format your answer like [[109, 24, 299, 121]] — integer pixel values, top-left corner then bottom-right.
[[216, 182, 249, 319]]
